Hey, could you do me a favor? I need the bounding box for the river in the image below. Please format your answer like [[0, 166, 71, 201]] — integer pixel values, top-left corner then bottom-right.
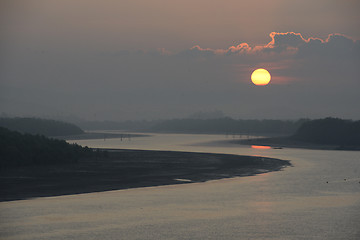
[[1, 132, 359, 239]]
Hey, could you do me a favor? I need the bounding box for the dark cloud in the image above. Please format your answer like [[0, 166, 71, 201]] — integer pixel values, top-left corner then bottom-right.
[[297, 33, 360, 59], [177, 45, 217, 58], [225, 43, 252, 55], [263, 32, 308, 52], [183, 32, 359, 59]]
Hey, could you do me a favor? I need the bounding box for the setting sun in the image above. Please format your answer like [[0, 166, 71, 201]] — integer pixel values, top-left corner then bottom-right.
[[251, 68, 271, 86]]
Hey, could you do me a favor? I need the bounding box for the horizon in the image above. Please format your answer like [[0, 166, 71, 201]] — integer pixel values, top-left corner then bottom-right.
[[1, 113, 359, 126]]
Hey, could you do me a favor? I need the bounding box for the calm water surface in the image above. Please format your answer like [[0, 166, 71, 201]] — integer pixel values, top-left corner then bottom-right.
[[1, 133, 359, 240]]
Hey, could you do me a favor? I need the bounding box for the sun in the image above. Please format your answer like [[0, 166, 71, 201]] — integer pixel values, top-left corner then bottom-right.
[[251, 68, 271, 86]]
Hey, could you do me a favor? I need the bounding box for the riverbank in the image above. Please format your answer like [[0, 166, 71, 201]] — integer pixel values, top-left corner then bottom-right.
[[54, 132, 150, 140], [0, 149, 290, 202], [232, 137, 360, 150]]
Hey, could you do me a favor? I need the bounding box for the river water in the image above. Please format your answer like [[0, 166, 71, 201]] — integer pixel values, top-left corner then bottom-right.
[[1, 132, 359, 240]]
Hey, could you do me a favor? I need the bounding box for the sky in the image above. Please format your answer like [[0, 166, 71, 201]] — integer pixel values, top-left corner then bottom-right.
[[1, 0, 360, 120]]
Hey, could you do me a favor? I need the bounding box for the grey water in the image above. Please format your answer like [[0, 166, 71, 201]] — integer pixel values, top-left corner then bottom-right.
[[1, 133, 359, 240]]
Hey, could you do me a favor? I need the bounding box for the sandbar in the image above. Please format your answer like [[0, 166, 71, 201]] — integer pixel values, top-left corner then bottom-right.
[[0, 149, 290, 201]]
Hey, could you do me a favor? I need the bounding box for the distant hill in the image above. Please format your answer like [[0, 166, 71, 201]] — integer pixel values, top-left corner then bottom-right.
[[0, 118, 84, 137], [150, 118, 308, 135], [0, 127, 92, 167], [75, 118, 308, 136], [235, 117, 360, 150], [76, 119, 158, 131], [293, 117, 360, 146]]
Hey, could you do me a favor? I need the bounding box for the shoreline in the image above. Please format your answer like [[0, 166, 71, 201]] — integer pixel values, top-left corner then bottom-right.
[[227, 137, 360, 151], [0, 149, 290, 202], [54, 132, 150, 140]]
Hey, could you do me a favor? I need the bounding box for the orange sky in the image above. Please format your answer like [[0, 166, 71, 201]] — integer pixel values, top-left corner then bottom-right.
[[2, 0, 359, 51]]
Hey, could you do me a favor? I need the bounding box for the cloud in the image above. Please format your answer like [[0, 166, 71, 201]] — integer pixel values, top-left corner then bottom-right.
[[169, 32, 359, 84], [297, 33, 360, 59], [177, 32, 359, 59], [268, 32, 307, 47], [225, 43, 252, 55], [113, 32, 358, 64], [1, 32, 359, 120], [177, 45, 216, 58]]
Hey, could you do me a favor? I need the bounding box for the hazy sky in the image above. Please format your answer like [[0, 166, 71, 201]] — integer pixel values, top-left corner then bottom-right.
[[1, 0, 360, 120]]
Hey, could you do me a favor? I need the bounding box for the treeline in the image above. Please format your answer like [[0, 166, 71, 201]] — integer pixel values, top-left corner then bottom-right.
[[0, 127, 92, 167], [0, 117, 84, 137], [77, 119, 157, 131], [75, 118, 308, 135], [293, 117, 360, 146], [150, 118, 308, 135]]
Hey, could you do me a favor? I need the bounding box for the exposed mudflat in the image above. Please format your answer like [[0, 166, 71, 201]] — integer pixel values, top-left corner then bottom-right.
[[0, 149, 290, 201]]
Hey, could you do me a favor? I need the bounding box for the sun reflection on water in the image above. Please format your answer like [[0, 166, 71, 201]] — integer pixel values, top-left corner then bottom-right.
[[251, 145, 271, 149]]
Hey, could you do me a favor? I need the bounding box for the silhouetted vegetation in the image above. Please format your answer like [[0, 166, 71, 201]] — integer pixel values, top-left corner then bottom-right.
[[0, 127, 92, 167], [0, 117, 84, 137], [76, 119, 157, 131], [151, 118, 308, 135], [76, 118, 308, 135], [292, 117, 360, 146]]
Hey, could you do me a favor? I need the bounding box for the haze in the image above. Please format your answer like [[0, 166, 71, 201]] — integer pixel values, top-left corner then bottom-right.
[[1, 0, 359, 120]]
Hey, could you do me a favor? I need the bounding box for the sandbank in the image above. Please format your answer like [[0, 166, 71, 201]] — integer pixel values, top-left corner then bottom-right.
[[0, 149, 290, 201]]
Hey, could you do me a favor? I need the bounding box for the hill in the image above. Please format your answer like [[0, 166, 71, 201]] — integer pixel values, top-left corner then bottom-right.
[[0, 127, 92, 167], [75, 118, 308, 136], [237, 117, 360, 150], [0, 117, 84, 137], [292, 117, 360, 146], [151, 118, 307, 135]]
